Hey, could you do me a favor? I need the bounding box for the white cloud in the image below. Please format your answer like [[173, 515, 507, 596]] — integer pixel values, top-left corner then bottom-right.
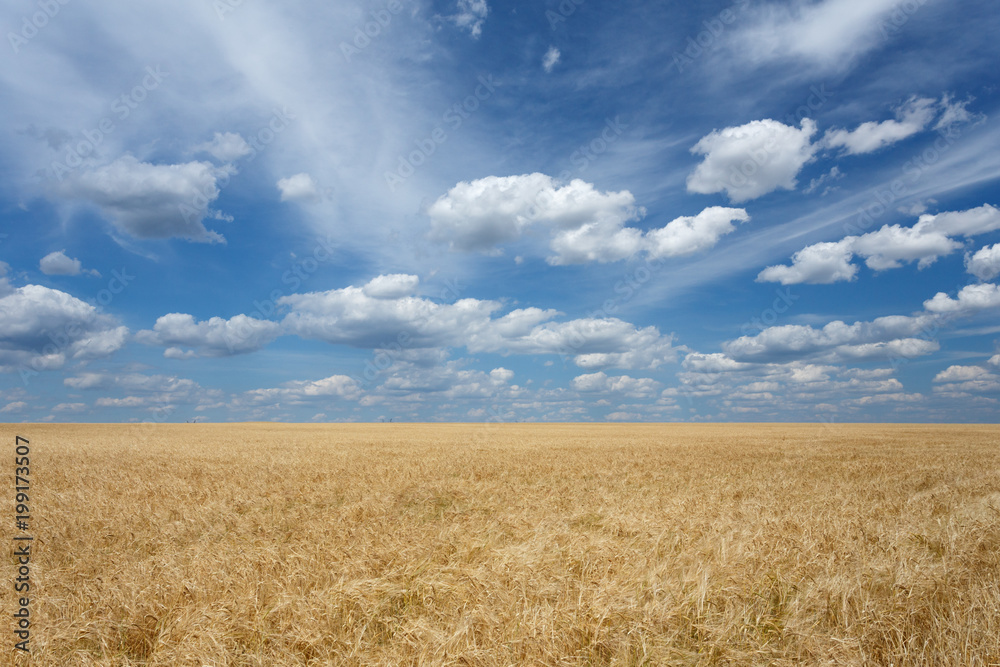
[[965, 243, 1000, 281], [194, 132, 252, 162], [728, 0, 916, 69], [759, 205, 1000, 284], [931, 365, 1000, 395], [361, 274, 420, 299], [934, 365, 990, 383], [53, 402, 86, 412], [757, 239, 857, 285], [920, 205, 1000, 237], [451, 0, 489, 37], [844, 392, 925, 405], [279, 277, 677, 370], [850, 224, 957, 271], [277, 173, 319, 202], [64, 373, 108, 389], [645, 207, 750, 259], [489, 367, 515, 383], [246, 374, 361, 403], [137, 313, 282, 357], [95, 396, 149, 408], [571, 372, 661, 397], [39, 250, 99, 277], [923, 283, 1000, 314], [823, 97, 937, 155], [723, 315, 938, 364], [1, 401, 27, 413], [429, 174, 746, 263], [681, 353, 751, 373], [542, 46, 561, 73], [935, 94, 981, 130], [281, 286, 498, 350], [66, 372, 217, 412], [804, 166, 844, 195], [687, 119, 818, 202], [0, 284, 128, 373], [61, 155, 234, 243], [427, 173, 642, 259]]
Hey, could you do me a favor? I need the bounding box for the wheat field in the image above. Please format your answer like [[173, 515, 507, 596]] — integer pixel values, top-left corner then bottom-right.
[[3, 422, 1000, 666]]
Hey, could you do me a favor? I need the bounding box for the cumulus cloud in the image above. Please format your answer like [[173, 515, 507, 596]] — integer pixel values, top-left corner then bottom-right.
[[934, 365, 990, 383], [645, 207, 750, 259], [673, 352, 924, 419], [967, 244, 1000, 281], [0, 284, 128, 374], [428, 174, 747, 263], [451, 0, 488, 37], [757, 239, 857, 285], [361, 274, 420, 299], [542, 46, 561, 72], [279, 275, 677, 370], [759, 205, 1000, 284], [1, 401, 27, 413], [932, 364, 1000, 395], [65, 372, 200, 394], [923, 283, 1000, 314], [823, 97, 937, 155], [723, 316, 940, 364], [39, 250, 99, 277], [277, 173, 319, 202], [489, 367, 514, 383], [137, 313, 282, 357], [194, 132, 252, 162], [246, 374, 361, 404], [687, 119, 818, 202], [61, 155, 234, 243], [571, 372, 661, 397], [376, 359, 523, 400], [427, 174, 641, 257], [675, 281, 1000, 413]]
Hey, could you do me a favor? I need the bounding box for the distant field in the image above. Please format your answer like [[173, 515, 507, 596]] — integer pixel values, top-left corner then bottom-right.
[[5, 423, 1000, 665]]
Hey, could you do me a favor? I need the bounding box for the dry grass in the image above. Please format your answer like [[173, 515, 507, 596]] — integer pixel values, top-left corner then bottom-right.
[[4, 422, 1000, 665]]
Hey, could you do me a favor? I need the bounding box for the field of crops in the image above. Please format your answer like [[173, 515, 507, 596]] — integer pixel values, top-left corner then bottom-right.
[[5, 423, 1000, 665]]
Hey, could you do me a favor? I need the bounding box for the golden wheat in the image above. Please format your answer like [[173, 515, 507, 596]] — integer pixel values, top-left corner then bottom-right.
[[3, 423, 999, 665]]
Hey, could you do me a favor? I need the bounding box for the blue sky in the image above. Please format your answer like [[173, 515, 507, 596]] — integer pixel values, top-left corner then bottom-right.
[[2, 0, 1000, 423]]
